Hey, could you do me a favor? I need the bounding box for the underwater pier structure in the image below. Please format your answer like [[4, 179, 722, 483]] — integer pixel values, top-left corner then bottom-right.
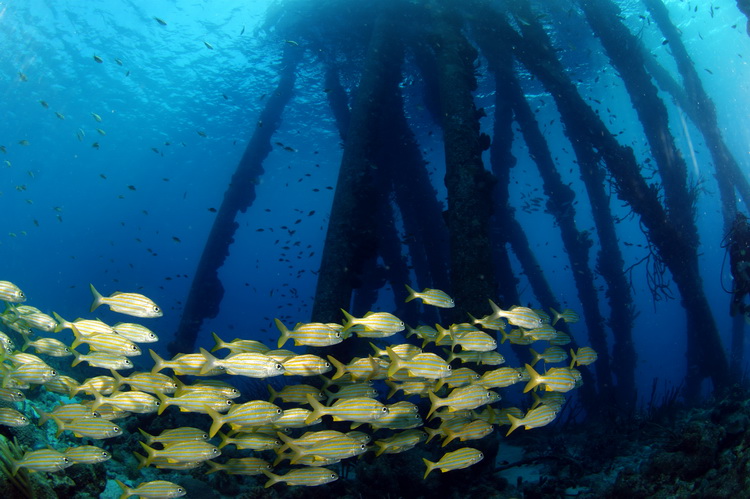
[[174, 0, 743, 409]]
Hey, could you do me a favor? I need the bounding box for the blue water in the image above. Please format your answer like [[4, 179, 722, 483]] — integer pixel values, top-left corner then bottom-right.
[[1, 0, 750, 493]]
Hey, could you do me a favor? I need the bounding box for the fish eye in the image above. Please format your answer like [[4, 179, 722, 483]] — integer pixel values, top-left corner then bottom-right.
[[446, 365, 452, 371], [334, 332, 341, 338], [212, 448, 220, 454], [360, 444, 366, 449], [19, 292, 25, 298], [177, 489, 185, 494], [202, 434, 209, 439], [276, 408, 282, 414], [50, 370, 57, 376], [62, 457, 69, 463], [149, 333, 156, 339], [153, 306, 161, 313], [113, 427, 121, 433], [102, 451, 109, 457], [330, 473, 337, 478], [155, 401, 161, 406], [381, 407, 389, 413], [131, 345, 138, 351], [225, 400, 233, 405], [275, 363, 283, 370], [399, 321, 404, 326], [324, 362, 331, 368]]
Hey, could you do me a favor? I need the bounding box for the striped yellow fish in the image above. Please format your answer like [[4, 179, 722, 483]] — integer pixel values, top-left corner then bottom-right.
[[275, 319, 343, 348], [550, 307, 580, 325], [12, 448, 70, 474], [478, 367, 524, 389], [115, 479, 186, 499], [269, 384, 324, 405], [71, 351, 133, 370], [422, 447, 484, 478], [22, 337, 71, 357], [488, 300, 543, 329], [506, 404, 558, 436], [50, 415, 122, 439], [404, 285, 455, 308], [262, 466, 338, 488], [0, 407, 29, 427], [374, 429, 427, 456], [139, 441, 220, 466], [218, 432, 281, 451], [523, 364, 577, 393], [205, 401, 282, 437], [426, 384, 498, 419], [529, 346, 568, 366], [73, 332, 142, 357], [112, 323, 158, 343], [90, 284, 162, 318], [440, 419, 493, 447], [570, 346, 598, 367], [138, 427, 208, 445], [92, 389, 160, 414], [387, 347, 451, 379], [0, 281, 26, 303], [205, 457, 272, 475], [110, 370, 177, 395], [281, 354, 332, 376], [211, 331, 269, 354], [305, 394, 389, 425], [155, 390, 233, 415], [370, 401, 423, 430], [341, 310, 405, 335], [63, 445, 111, 464], [199, 348, 285, 378]]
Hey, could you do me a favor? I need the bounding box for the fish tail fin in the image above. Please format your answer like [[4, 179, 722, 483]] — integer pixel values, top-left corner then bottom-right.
[[217, 431, 230, 449], [276, 432, 304, 464], [149, 349, 165, 373], [529, 348, 541, 367], [20, 337, 30, 352], [198, 347, 218, 375], [132, 452, 147, 470], [139, 442, 157, 467], [523, 363, 542, 393], [506, 413, 522, 436], [109, 369, 124, 391], [405, 325, 416, 338], [549, 307, 561, 326], [261, 469, 280, 488], [206, 405, 225, 438], [488, 299, 503, 319], [373, 440, 388, 457], [384, 379, 398, 399], [569, 348, 578, 369], [424, 426, 441, 444], [274, 318, 291, 348], [90, 387, 105, 411], [210, 331, 225, 352], [137, 428, 155, 445], [52, 311, 68, 332], [304, 393, 326, 425], [385, 346, 405, 378], [115, 479, 132, 499], [404, 284, 417, 302], [340, 309, 355, 331], [267, 384, 278, 404], [155, 390, 169, 416], [89, 283, 104, 313], [441, 429, 457, 448], [50, 414, 65, 438], [327, 355, 346, 380], [70, 350, 82, 368], [422, 458, 437, 479], [426, 390, 442, 420], [35, 406, 50, 426], [205, 460, 222, 474], [368, 341, 382, 357], [530, 391, 542, 409]]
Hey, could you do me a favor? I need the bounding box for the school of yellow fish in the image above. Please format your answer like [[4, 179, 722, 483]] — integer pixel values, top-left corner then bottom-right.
[[0, 280, 596, 495]]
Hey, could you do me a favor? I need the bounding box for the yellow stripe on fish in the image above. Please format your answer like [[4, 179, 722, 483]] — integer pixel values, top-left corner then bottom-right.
[[422, 447, 484, 479], [404, 284, 455, 308], [262, 466, 338, 488], [275, 319, 343, 348], [505, 404, 558, 436], [115, 479, 186, 499]]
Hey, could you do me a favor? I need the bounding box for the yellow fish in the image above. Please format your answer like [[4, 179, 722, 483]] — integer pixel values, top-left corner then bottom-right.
[[404, 285, 455, 308], [89, 284, 162, 318]]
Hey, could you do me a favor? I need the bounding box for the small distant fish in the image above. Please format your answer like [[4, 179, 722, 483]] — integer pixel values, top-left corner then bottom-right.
[[172, 236, 181, 243], [97, 129, 106, 135], [153, 17, 167, 26], [18, 72, 27, 81], [91, 112, 103, 122], [18, 140, 30, 146], [197, 130, 207, 137], [115, 479, 186, 499], [128, 185, 136, 191], [422, 447, 484, 478], [0, 145, 6, 153], [93, 55, 103, 63], [208, 207, 217, 213], [89, 283, 162, 318], [39, 100, 49, 108], [55, 112, 65, 120], [92, 142, 100, 149], [114, 58, 123, 66], [284, 40, 299, 46], [240, 25, 245, 35], [204, 41, 214, 50]]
